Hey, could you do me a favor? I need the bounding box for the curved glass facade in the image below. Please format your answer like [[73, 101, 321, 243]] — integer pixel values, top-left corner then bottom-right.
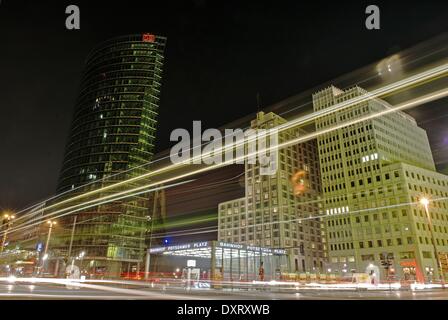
[[53, 34, 166, 276], [58, 34, 166, 191]]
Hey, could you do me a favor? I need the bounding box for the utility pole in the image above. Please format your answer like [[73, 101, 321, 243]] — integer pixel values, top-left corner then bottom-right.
[[144, 215, 153, 280], [44, 220, 57, 257], [67, 215, 77, 259], [145, 188, 166, 280], [256, 92, 261, 112], [39, 220, 56, 276]]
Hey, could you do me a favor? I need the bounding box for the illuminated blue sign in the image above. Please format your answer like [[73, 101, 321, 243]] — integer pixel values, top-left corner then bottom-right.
[[149, 241, 287, 255], [36, 242, 43, 252]]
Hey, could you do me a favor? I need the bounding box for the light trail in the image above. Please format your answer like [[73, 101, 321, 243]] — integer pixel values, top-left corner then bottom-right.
[[14, 62, 448, 225], [151, 215, 216, 231], [5, 86, 448, 238], [3, 170, 244, 236], [151, 225, 217, 236], [15, 41, 448, 219], [281, 42, 448, 119], [0, 277, 210, 300], [12, 169, 244, 231], [0, 180, 195, 238], [148, 195, 448, 240], [277, 87, 448, 151], [0, 275, 446, 300], [66, 173, 244, 229]]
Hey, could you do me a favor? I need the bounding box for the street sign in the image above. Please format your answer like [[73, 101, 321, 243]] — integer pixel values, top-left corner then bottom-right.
[[187, 259, 196, 267], [36, 242, 43, 252], [194, 282, 210, 289]]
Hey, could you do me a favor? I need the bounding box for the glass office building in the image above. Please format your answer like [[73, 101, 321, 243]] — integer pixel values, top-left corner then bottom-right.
[[52, 34, 167, 276]]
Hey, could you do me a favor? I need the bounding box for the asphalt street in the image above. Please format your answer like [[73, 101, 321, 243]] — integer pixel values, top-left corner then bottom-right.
[[0, 281, 447, 300]]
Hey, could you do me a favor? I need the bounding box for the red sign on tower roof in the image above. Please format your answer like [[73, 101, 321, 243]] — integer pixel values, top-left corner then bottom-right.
[[142, 33, 156, 43]]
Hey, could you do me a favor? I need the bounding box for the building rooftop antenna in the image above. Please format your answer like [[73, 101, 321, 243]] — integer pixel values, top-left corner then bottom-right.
[[256, 92, 261, 112]]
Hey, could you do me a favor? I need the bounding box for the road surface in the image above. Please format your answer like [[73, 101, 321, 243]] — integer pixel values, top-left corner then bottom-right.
[[0, 280, 447, 299]]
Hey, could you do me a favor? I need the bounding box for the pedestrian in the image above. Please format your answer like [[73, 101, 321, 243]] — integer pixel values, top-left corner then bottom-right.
[[259, 262, 265, 281]]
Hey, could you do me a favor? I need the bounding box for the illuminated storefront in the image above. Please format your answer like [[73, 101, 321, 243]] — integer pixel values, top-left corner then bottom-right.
[[149, 241, 289, 281]]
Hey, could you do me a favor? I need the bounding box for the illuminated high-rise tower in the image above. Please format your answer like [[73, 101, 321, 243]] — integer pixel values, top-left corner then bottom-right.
[[54, 34, 166, 275], [58, 33, 166, 192]]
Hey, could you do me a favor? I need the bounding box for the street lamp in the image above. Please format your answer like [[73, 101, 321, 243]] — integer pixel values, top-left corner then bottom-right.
[[420, 197, 445, 284], [420, 197, 429, 207], [1, 213, 15, 253]]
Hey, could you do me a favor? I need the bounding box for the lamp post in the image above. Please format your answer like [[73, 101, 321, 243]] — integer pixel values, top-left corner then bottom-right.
[[1, 213, 15, 253], [39, 220, 57, 276], [43, 220, 57, 257], [420, 197, 445, 285], [67, 215, 77, 260], [144, 215, 153, 280]]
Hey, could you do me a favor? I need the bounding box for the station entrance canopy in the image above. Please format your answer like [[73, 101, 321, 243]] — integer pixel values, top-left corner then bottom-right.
[[149, 241, 289, 281]]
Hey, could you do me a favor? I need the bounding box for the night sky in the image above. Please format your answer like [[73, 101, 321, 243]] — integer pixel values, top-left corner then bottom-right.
[[1, 0, 448, 211]]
